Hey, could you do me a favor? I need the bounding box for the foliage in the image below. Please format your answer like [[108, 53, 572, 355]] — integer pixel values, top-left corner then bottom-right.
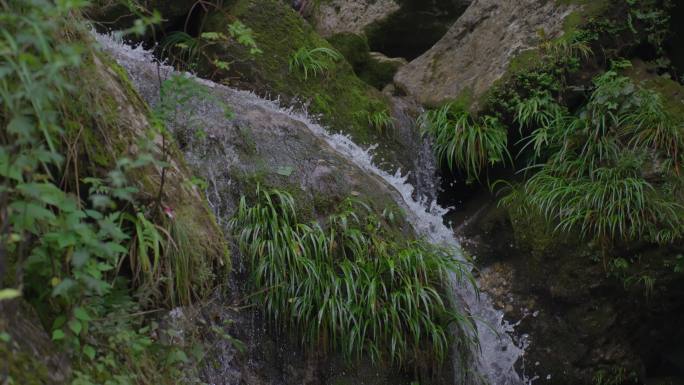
[[355, 107, 395, 135], [501, 65, 684, 244], [288, 46, 343, 80], [0, 1, 222, 384], [593, 365, 638, 385], [160, 20, 261, 73], [625, 0, 672, 55], [419, 102, 510, 181], [366, 109, 395, 135], [228, 186, 477, 370]]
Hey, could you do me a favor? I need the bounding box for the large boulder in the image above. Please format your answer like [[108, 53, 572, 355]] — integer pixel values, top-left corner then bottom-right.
[[98, 33, 413, 230], [394, 0, 578, 107], [98, 32, 446, 385], [312, 0, 401, 38]]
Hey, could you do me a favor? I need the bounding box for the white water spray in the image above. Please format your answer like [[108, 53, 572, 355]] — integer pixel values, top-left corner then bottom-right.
[[95, 32, 529, 385]]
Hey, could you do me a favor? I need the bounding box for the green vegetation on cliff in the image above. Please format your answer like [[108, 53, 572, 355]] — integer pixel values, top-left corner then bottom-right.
[[229, 186, 477, 371], [198, 0, 393, 144], [0, 1, 228, 384], [422, 0, 684, 249]]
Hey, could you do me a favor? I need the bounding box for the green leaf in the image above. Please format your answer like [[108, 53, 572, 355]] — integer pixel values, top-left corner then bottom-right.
[[0, 332, 10, 343], [73, 307, 92, 321], [52, 329, 65, 341], [166, 349, 189, 365], [0, 289, 21, 301], [276, 166, 294, 177], [51, 278, 76, 297], [68, 319, 82, 335], [9, 201, 56, 230], [7, 115, 34, 135], [83, 345, 96, 360], [72, 249, 89, 269]]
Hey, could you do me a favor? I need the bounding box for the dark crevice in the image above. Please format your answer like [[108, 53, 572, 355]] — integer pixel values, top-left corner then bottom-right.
[[665, 0, 684, 82], [364, 0, 470, 60]]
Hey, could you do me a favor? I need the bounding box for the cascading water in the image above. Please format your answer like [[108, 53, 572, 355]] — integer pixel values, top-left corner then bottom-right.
[[95, 32, 529, 385]]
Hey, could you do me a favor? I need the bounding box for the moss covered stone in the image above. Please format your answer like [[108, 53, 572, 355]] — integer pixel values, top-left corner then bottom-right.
[[625, 59, 684, 122], [0, 300, 71, 385], [327, 33, 404, 89], [65, 38, 230, 305], [202, 0, 395, 147]]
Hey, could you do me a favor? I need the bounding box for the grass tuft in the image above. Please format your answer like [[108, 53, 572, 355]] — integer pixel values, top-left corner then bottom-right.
[[288, 46, 343, 80], [419, 102, 511, 182], [228, 186, 478, 370]]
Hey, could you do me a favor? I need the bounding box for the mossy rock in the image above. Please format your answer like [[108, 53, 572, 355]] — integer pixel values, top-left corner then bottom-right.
[[201, 0, 402, 152], [625, 59, 684, 122], [328, 33, 405, 89], [65, 37, 230, 305], [0, 300, 71, 385]]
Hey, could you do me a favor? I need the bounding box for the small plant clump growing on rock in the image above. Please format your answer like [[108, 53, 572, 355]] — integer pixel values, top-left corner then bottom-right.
[[419, 102, 511, 182], [288, 46, 343, 80], [161, 20, 262, 73], [229, 186, 478, 371], [500, 62, 684, 245]]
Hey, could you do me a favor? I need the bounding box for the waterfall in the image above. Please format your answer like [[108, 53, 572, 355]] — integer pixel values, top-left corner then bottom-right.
[[95, 32, 529, 385]]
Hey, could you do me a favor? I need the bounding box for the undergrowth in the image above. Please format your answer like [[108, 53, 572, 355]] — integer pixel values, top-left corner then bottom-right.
[[499, 62, 684, 245], [0, 1, 229, 384], [419, 102, 510, 182], [228, 186, 478, 374]]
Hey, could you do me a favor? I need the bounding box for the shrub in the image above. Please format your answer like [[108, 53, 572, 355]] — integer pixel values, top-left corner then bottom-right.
[[228, 186, 477, 369]]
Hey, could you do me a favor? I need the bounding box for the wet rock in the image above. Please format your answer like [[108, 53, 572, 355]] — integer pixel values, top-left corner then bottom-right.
[[394, 0, 577, 107], [460, 199, 684, 384]]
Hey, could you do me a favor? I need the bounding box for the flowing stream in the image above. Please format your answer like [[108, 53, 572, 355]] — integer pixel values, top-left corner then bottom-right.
[[96, 32, 528, 385]]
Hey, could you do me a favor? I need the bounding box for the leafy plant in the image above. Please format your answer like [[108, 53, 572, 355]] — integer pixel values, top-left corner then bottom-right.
[[501, 66, 684, 245], [0, 1, 210, 383], [160, 20, 261, 72], [288, 46, 343, 80], [228, 186, 477, 370], [227, 20, 262, 55], [419, 102, 511, 181]]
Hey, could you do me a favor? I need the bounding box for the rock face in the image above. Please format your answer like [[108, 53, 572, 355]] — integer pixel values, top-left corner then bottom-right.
[[98, 33, 431, 385], [86, 0, 198, 30], [0, 300, 71, 385], [460, 200, 684, 385], [313, 0, 400, 38], [394, 0, 577, 106]]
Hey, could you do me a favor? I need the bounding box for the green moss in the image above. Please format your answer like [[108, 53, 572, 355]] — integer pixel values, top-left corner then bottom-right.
[[326, 33, 400, 89], [327, 33, 372, 69], [61, 42, 231, 304], [555, 0, 613, 34], [625, 60, 684, 122], [203, 0, 392, 146]]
